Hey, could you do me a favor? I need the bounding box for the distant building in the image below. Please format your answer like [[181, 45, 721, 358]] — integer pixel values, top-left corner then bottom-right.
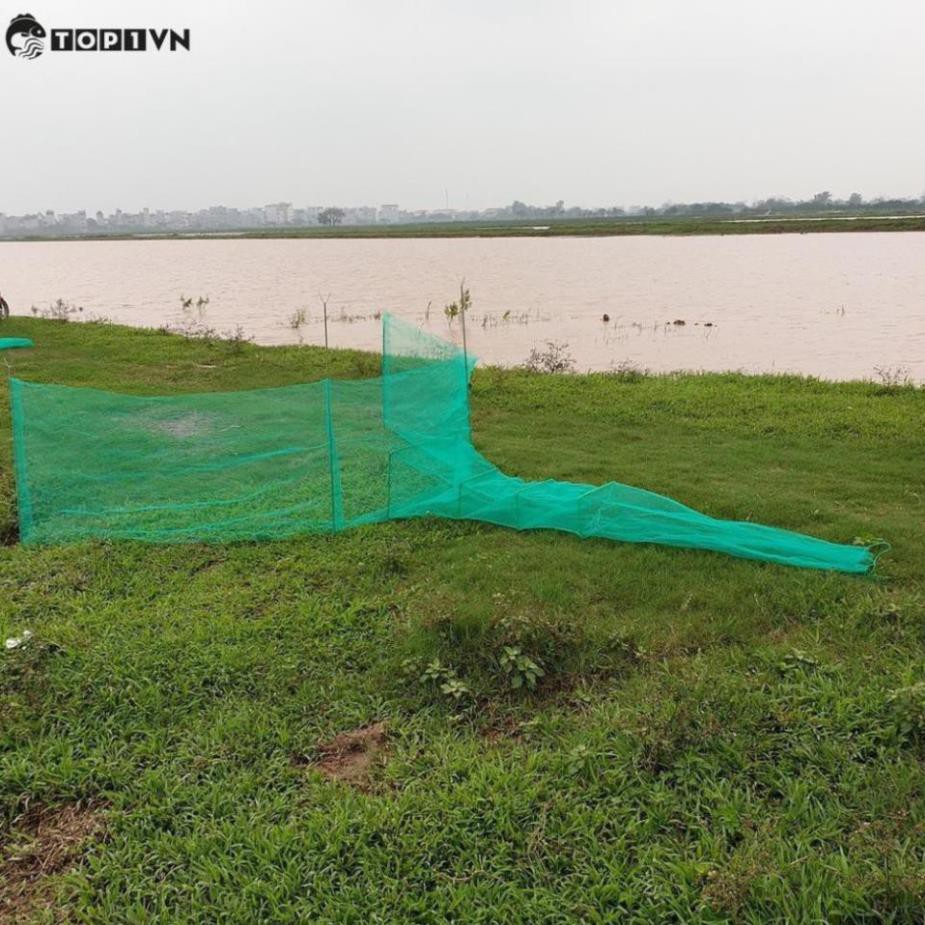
[[345, 206, 377, 225], [378, 203, 400, 224], [263, 202, 293, 226], [59, 210, 88, 232]]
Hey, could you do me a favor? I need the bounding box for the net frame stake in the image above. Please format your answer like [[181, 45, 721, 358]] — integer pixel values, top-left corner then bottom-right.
[[458, 279, 471, 439], [8, 379, 34, 542], [323, 378, 342, 533], [459, 279, 469, 375], [320, 292, 331, 349]]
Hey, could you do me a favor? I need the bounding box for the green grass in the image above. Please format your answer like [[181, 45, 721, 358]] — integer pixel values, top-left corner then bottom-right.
[[8, 213, 925, 242], [1, 317, 924, 923]]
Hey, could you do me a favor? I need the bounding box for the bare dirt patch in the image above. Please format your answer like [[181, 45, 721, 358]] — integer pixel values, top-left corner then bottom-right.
[[0, 802, 106, 923], [303, 722, 389, 791], [0, 514, 19, 546], [480, 711, 526, 746]]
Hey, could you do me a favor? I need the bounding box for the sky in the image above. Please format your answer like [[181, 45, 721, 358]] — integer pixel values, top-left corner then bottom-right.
[[1, 0, 923, 215]]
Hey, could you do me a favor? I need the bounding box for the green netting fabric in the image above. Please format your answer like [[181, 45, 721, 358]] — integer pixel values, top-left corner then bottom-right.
[[0, 338, 34, 350], [9, 315, 875, 572]]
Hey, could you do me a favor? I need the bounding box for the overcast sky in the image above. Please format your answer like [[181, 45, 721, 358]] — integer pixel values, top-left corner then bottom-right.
[[1, 0, 923, 214]]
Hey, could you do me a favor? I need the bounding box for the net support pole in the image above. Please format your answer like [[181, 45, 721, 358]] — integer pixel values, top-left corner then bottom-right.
[[323, 378, 342, 533], [8, 378, 34, 543], [459, 280, 469, 375], [458, 281, 471, 439], [381, 312, 390, 431]]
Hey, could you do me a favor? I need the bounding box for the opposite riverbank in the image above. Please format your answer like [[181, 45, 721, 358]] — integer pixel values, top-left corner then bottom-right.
[[4, 212, 925, 242], [1, 318, 924, 922]]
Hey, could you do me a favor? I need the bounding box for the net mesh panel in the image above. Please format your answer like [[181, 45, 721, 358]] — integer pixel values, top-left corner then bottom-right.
[[10, 314, 874, 573]]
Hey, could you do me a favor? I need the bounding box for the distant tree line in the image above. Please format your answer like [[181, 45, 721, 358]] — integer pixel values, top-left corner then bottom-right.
[[5, 190, 925, 240], [496, 191, 925, 222], [317, 207, 346, 226]]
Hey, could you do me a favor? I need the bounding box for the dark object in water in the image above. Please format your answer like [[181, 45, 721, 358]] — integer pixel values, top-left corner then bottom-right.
[[602, 313, 610, 322], [704, 322, 714, 327], [672, 319, 686, 326]]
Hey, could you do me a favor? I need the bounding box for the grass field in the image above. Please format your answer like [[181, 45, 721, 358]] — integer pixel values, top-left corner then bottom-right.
[[1, 317, 924, 923], [6, 213, 925, 243]]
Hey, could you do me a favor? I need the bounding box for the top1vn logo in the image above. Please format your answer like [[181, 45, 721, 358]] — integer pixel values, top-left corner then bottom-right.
[[5, 12, 190, 59]]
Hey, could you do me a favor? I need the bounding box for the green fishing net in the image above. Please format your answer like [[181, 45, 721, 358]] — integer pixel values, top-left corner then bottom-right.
[[9, 315, 875, 572]]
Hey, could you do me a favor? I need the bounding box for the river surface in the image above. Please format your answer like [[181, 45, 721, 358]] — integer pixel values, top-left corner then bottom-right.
[[1, 233, 923, 381]]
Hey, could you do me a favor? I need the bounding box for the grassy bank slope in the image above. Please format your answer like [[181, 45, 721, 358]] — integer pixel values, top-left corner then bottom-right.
[[1, 318, 924, 923]]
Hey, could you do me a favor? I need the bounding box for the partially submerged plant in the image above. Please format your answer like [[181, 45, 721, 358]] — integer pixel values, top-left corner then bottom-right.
[[443, 286, 471, 326], [288, 307, 308, 331]]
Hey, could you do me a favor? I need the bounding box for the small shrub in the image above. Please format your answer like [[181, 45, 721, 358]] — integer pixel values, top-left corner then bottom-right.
[[404, 604, 592, 704], [165, 319, 217, 339], [163, 295, 251, 352], [498, 645, 545, 691], [885, 682, 925, 744], [221, 325, 251, 355], [418, 658, 472, 703], [491, 610, 582, 670], [873, 366, 912, 389], [439, 676, 471, 702], [565, 744, 593, 776], [603, 631, 646, 664], [30, 298, 83, 321], [523, 341, 576, 374], [606, 359, 648, 382]]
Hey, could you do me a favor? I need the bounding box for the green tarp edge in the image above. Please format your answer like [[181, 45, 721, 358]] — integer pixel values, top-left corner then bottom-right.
[[0, 337, 34, 350]]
